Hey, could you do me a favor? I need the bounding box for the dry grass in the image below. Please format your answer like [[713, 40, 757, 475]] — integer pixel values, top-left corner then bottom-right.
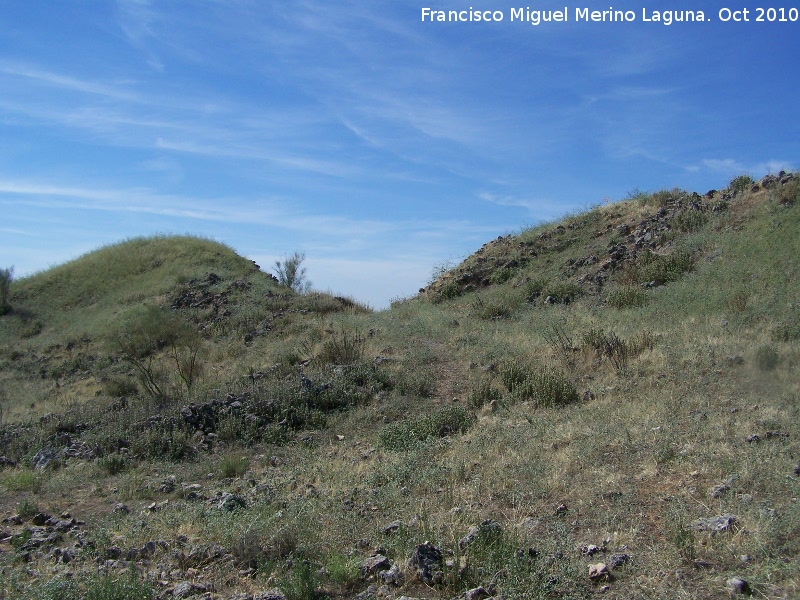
[[2, 178, 800, 599]]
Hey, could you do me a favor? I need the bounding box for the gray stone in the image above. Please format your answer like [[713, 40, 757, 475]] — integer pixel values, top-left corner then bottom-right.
[[360, 554, 390, 578], [588, 562, 608, 580], [689, 514, 736, 533], [32, 446, 60, 470], [218, 493, 246, 511], [607, 553, 629, 569], [253, 591, 287, 600], [409, 542, 443, 584], [458, 520, 502, 551], [378, 563, 404, 586], [383, 520, 403, 534], [726, 576, 750, 595]]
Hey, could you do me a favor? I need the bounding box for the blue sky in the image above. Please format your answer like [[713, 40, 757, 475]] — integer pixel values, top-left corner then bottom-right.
[[1, 1, 797, 308]]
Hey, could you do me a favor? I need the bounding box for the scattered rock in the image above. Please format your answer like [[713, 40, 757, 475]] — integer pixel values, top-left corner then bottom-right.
[[458, 520, 502, 551], [689, 514, 736, 533], [218, 493, 247, 511], [607, 553, 629, 569], [360, 554, 390, 579], [112, 503, 130, 515], [461, 586, 492, 600], [383, 520, 403, 535], [409, 542, 443, 584], [588, 562, 609, 581], [726, 576, 750, 596], [378, 563, 404, 586], [253, 592, 287, 600], [32, 446, 60, 470]]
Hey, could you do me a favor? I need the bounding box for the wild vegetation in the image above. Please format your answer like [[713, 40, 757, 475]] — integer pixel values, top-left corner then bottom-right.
[[1, 173, 799, 599]]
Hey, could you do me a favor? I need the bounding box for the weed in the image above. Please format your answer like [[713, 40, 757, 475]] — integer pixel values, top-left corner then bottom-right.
[[280, 561, 319, 600], [606, 286, 648, 309], [97, 454, 128, 475], [509, 367, 579, 408], [755, 344, 780, 371], [219, 455, 249, 478], [472, 296, 512, 320], [316, 328, 365, 365], [379, 405, 476, 451], [729, 174, 755, 194], [670, 209, 708, 233], [468, 377, 502, 408], [543, 322, 575, 364], [17, 496, 39, 520]]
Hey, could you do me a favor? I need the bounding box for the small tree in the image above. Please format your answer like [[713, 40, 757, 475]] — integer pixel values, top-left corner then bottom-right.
[[274, 251, 311, 293], [0, 266, 13, 315], [108, 306, 204, 399]]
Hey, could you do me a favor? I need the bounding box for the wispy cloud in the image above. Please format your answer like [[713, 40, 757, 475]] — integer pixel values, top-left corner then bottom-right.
[[697, 158, 796, 177], [115, 0, 165, 71]]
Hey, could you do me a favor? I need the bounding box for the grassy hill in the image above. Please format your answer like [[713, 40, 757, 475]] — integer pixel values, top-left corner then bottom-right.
[[0, 174, 799, 599]]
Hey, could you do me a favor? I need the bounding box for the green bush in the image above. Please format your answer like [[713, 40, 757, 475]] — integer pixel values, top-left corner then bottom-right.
[[0, 266, 12, 315], [468, 378, 502, 408], [379, 406, 476, 451], [729, 174, 755, 194], [755, 345, 780, 371], [472, 298, 512, 320], [317, 328, 365, 365], [606, 286, 649, 309], [670, 209, 708, 233], [498, 360, 532, 391], [17, 497, 39, 520], [219, 455, 250, 478], [98, 454, 128, 475], [509, 368, 579, 408], [433, 280, 460, 303], [274, 251, 311, 294], [771, 318, 800, 342], [637, 249, 696, 285], [491, 267, 516, 285]]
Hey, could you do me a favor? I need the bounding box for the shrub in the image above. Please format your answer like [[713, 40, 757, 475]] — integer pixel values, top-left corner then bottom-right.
[[498, 360, 532, 391], [274, 251, 311, 293], [17, 497, 39, 520], [317, 328, 365, 365], [606, 286, 648, 309], [637, 249, 696, 285], [729, 174, 755, 195], [98, 454, 128, 475], [491, 267, 516, 285], [670, 209, 708, 233], [379, 406, 475, 451], [755, 345, 779, 371], [472, 297, 512, 320], [219, 455, 249, 478], [108, 306, 204, 399], [468, 378, 502, 408], [0, 266, 12, 315], [771, 318, 800, 342], [432, 280, 460, 303], [509, 368, 579, 408]]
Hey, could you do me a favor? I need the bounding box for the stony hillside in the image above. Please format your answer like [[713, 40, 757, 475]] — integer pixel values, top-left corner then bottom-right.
[[0, 174, 799, 600]]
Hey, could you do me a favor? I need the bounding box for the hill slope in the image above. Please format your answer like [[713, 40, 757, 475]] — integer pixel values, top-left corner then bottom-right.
[[1, 174, 799, 600]]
